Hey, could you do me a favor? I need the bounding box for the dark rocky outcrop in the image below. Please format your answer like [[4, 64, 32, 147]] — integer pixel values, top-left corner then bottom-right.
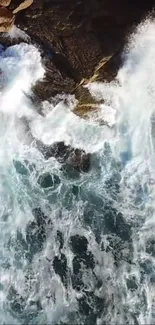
[[37, 141, 91, 173], [0, 0, 154, 115], [0, 6, 14, 31], [10, 0, 153, 117], [0, 0, 33, 32]]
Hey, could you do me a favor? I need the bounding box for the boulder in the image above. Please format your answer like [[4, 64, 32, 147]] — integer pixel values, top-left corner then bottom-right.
[[0, 7, 15, 32], [69, 235, 88, 255]]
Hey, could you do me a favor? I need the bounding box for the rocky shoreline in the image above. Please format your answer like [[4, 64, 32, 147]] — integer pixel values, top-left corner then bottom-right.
[[0, 0, 154, 116], [0, 0, 154, 172]]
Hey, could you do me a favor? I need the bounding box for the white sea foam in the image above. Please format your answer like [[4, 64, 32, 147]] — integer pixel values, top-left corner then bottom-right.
[[0, 17, 155, 325], [6, 25, 30, 41]]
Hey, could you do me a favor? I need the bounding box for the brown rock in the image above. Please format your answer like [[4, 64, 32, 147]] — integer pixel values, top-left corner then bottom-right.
[[74, 103, 99, 119], [15, 0, 154, 118], [0, 0, 12, 6], [13, 0, 33, 14], [0, 7, 15, 32]]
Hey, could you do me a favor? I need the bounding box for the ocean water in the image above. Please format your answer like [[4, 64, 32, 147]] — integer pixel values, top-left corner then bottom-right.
[[0, 18, 155, 325]]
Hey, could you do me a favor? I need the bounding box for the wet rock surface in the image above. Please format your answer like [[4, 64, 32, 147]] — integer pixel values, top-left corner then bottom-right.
[[0, 0, 154, 116], [15, 0, 154, 105], [0, 0, 12, 6], [12, 0, 33, 14], [37, 141, 91, 173], [0, 6, 14, 31], [0, 0, 33, 32]]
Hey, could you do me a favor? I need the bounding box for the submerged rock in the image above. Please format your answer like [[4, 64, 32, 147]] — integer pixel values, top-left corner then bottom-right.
[[69, 235, 88, 255], [8, 286, 25, 316], [103, 206, 132, 242], [38, 172, 60, 189], [78, 292, 104, 324], [37, 141, 91, 173], [7, 285, 42, 320], [146, 238, 155, 257], [56, 230, 64, 250], [69, 234, 95, 291], [25, 208, 48, 262], [8, 208, 49, 266], [53, 253, 68, 284]]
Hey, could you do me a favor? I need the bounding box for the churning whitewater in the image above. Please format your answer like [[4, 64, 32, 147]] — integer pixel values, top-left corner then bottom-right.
[[0, 18, 155, 324]]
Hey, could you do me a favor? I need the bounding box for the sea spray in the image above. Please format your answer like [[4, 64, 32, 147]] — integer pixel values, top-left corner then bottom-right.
[[0, 18, 155, 325]]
